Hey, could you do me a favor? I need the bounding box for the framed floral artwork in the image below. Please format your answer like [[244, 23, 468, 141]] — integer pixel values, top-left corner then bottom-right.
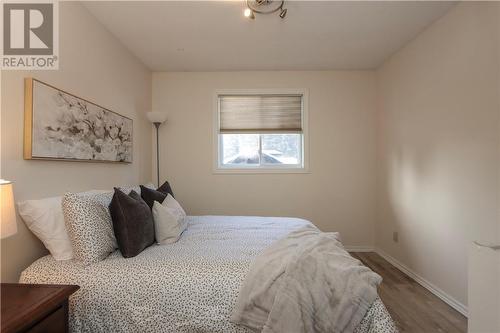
[[24, 78, 133, 163]]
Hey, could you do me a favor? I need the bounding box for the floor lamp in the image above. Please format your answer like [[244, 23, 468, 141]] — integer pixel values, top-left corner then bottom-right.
[[146, 112, 168, 187]]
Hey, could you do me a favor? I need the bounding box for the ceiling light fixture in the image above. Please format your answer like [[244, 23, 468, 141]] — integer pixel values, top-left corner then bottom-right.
[[244, 0, 287, 20]]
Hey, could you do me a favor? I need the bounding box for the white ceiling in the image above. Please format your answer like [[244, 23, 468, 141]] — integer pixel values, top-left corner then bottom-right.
[[83, 1, 455, 71]]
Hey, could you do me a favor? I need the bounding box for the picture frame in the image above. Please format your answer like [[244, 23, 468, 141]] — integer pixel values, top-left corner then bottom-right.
[[24, 78, 133, 163]]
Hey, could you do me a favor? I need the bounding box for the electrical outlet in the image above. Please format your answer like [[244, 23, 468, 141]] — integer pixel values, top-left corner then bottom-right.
[[393, 231, 399, 243]]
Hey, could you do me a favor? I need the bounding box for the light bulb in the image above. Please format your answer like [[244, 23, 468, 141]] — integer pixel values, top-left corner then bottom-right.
[[244, 8, 255, 19], [279, 8, 287, 19]]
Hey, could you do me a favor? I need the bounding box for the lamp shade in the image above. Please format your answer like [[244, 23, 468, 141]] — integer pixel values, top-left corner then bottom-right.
[[0, 180, 17, 239], [146, 112, 168, 124]]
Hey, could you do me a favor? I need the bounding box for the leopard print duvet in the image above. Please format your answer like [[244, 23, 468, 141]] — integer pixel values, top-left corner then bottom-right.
[[20, 215, 397, 333]]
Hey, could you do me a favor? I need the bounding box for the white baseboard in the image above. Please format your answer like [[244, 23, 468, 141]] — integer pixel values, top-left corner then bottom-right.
[[374, 247, 468, 317], [345, 246, 374, 252]]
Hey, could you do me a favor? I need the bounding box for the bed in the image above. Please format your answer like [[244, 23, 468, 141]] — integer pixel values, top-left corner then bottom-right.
[[20, 215, 397, 333]]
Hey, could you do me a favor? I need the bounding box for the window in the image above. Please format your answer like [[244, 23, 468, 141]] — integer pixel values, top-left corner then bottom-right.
[[215, 91, 307, 172]]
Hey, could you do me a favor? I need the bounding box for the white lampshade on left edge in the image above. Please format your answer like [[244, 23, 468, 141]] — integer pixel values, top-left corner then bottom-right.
[[0, 179, 17, 239], [146, 111, 168, 124]]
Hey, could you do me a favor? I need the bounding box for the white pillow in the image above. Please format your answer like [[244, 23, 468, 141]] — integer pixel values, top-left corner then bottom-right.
[[152, 201, 187, 245], [18, 196, 72, 260], [17, 190, 107, 261], [163, 194, 186, 217]]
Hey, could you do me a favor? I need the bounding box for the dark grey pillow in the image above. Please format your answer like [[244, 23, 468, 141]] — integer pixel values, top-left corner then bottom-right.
[[140, 181, 175, 209], [109, 188, 155, 258], [140, 185, 167, 209], [157, 181, 174, 197]]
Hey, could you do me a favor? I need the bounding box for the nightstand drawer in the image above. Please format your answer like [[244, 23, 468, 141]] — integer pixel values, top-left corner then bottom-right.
[[27, 304, 66, 333], [1, 284, 78, 333]]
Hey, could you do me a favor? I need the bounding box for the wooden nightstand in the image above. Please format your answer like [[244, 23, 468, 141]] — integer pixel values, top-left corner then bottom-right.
[[1, 283, 79, 333]]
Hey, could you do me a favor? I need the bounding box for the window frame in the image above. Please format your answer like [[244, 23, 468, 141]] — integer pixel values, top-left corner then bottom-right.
[[213, 89, 309, 174]]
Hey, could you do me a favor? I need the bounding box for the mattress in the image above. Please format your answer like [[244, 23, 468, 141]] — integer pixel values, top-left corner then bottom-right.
[[20, 215, 397, 333]]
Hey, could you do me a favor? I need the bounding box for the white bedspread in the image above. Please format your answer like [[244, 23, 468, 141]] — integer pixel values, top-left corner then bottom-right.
[[20, 216, 397, 333], [232, 225, 382, 333]]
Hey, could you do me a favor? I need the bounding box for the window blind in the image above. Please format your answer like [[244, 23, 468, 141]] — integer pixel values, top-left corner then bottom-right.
[[218, 94, 302, 133]]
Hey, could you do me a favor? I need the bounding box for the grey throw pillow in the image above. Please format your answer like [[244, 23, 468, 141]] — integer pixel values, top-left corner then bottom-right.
[[157, 181, 174, 198], [109, 188, 155, 258], [140, 181, 175, 209]]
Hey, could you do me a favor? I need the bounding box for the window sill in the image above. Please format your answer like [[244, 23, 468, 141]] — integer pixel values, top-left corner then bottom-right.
[[213, 167, 310, 175]]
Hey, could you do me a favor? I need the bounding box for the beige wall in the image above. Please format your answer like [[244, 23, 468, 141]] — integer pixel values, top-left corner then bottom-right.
[[376, 1, 500, 313], [152, 71, 377, 248], [0, 2, 152, 282]]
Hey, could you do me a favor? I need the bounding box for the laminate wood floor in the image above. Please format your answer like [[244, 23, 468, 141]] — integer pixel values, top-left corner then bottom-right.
[[351, 252, 467, 333]]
